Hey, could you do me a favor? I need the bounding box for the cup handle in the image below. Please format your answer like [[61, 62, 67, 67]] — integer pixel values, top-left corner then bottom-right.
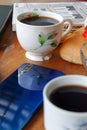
[[62, 19, 73, 38]]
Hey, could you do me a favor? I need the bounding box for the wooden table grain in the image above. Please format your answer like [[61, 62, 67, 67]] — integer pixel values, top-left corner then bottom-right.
[[0, 18, 86, 130], [0, 0, 87, 5]]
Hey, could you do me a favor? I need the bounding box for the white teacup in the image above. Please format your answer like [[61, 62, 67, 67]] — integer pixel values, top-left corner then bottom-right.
[[43, 75, 87, 130], [16, 11, 72, 61]]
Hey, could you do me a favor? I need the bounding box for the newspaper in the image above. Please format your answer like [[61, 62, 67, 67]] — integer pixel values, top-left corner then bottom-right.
[[12, 2, 87, 31]]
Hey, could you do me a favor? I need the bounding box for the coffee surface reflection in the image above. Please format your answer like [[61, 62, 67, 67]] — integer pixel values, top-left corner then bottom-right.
[[50, 85, 87, 112]]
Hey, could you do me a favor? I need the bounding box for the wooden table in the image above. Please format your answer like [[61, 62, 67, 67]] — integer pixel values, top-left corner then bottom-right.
[[0, 17, 86, 130]]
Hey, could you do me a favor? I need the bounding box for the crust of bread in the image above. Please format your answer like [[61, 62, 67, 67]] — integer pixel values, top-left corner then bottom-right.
[[59, 28, 87, 64]]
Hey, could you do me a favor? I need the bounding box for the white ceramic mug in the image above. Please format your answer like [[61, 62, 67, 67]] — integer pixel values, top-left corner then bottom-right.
[[16, 11, 72, 61], [43, 75, 87, 130]]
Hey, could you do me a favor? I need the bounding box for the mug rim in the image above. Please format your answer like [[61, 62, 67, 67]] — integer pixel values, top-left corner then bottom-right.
[[16, 10, 63, 28], [43, 74, 87, 116]]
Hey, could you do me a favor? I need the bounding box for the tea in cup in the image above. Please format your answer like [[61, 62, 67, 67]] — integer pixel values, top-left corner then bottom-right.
[[16, 11, 72, 61], [43, 75, 87, 130]]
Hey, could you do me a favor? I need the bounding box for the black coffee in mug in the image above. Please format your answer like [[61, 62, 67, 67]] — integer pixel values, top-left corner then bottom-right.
[[49, 85, 87, 112], [20, 16, 59, 26]]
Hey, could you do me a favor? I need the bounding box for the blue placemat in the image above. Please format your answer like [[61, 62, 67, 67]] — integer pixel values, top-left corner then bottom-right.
[[0, 63, 64, 130]]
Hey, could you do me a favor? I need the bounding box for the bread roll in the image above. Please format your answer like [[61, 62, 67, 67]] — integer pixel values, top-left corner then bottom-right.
[[59, 28, 87, 64]]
